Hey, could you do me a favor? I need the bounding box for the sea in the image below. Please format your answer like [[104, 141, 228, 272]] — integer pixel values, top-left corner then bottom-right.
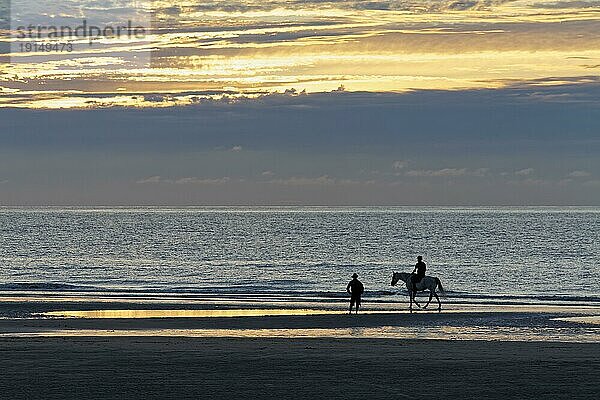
[[0, 206, 598, 307]]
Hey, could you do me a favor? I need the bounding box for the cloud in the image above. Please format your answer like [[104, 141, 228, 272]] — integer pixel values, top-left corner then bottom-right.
[[406, 168, 467, 177], [404, 167, 489, 177], [283, 88, 306, 96], [446, 1, 480, 11], [5, 0, 600, 111], [136, 175, 162, 184], [515, 168, 534, 176], [567, 170, 591, 178], [143, 95, 174, 103], [268, 175, 336, 185], [173, 177, 231, 184], [136, 176, 231, 184], [507, 178, 551, 186], [472, 168, 489, 177], [392, 160, 407, 170], [532, 1, 600, 10], [266, 175, 374, 186]]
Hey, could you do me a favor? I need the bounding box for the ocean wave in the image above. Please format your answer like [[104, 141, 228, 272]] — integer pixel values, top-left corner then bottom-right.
[[0, 282, 598, 304], [0, 282, 92, 291], [440, 291, 600, 303]]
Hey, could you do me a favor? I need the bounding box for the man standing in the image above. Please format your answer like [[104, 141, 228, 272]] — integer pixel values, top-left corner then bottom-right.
[[346, 273, 364, 314], [411, 255, 427, 293]]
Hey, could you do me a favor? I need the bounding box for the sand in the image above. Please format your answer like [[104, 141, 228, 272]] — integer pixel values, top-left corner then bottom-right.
[[0, 337, 598, 400]]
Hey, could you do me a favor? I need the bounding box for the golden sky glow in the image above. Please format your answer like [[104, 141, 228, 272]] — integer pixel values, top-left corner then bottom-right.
[[1, 0, 600, 108]]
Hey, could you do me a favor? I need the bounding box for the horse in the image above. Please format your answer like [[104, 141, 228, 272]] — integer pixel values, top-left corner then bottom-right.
[[391, 272, 445, 312]]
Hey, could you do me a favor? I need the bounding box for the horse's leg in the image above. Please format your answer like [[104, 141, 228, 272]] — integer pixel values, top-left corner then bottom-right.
[[434, 291, 441, 312], [409, 291, 413, 313], [423, 290, 433, 309], [413, 292, 421, 308], [412, 285, 421, 308]]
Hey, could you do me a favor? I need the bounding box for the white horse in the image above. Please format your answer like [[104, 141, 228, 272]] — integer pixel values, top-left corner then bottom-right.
[[391, 272, 445, 312]]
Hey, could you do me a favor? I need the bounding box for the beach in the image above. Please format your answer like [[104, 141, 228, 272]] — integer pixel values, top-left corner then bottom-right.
[[1, 334, 598, 399], [0, 295, 599, 399]]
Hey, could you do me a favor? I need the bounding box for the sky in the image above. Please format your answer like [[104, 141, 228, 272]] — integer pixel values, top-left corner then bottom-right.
[[0, 0, 599, 205]]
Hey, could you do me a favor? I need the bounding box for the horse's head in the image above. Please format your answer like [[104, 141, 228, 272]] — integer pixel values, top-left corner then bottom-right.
[[391, 272, 410, 286], [391, 272, 401, 286]]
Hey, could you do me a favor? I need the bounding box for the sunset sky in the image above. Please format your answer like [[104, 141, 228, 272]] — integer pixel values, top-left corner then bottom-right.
[[0, 0, 599, 204]]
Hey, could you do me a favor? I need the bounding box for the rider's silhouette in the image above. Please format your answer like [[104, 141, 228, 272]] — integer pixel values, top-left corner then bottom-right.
[[411, 256, 426, 292]]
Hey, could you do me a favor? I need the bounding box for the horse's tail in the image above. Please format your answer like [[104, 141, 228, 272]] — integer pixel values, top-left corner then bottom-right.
[[436, 277, 446, 297]]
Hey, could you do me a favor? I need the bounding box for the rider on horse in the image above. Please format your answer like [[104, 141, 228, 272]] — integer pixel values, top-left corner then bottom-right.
[[411, 256, 426, 292], [391, 257, 444, 312]]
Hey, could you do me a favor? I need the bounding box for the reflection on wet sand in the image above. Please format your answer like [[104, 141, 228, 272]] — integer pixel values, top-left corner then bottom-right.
[[3, 325, 600, 343], [41, 305, 600, 319], [43, 309, 346, 318], [0, 305, 592, 343]]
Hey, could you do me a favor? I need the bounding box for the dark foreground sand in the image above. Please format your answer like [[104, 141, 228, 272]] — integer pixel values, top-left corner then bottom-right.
[[0, 337, 598, 400]]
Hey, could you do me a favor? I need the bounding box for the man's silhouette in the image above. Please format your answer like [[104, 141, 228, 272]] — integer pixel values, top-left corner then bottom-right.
[[411, 256, 426, 293], [346, 273, 364, 314]]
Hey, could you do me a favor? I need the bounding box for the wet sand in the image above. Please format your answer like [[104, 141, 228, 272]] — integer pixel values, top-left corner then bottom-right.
[[1, 300, 599, 341], [0, 337, 598, 400]]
